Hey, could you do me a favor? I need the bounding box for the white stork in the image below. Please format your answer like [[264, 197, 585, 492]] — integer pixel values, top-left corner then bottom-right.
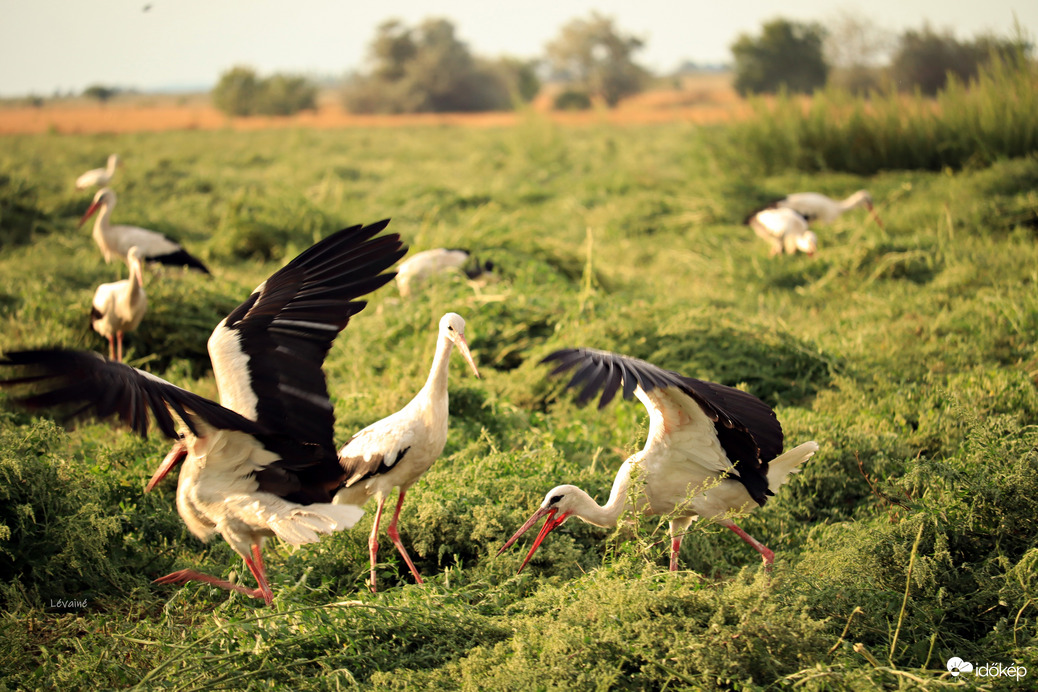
[[91, 246, 148, 362], [745, 207, 818, 257], [333, 312, 480, 592], [395, 248, 495, 297], [75, 153, 122, 190], [497, 349, 818, 572], [0, 220, 406, 606], [79, 188, 211, 273], [775, 190, 883, 228]]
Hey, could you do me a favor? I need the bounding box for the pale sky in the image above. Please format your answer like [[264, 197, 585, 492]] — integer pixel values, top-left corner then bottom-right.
[[1, 0, 1034, 96]]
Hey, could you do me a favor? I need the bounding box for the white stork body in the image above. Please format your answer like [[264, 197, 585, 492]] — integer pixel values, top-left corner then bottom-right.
[[498, 349, 818, 572], [396, 248, 494, 297], [0, 221, 406, 605], [334, 312, 480, 592], [776, 190, 883, 228], [76, 153, 121, 190], [746, 207, 818, 257], [80, 188, 210, 273], [91, 246, 148, 362]]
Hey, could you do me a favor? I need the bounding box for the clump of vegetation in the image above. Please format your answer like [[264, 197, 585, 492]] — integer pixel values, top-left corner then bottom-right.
[[0, 173, 51, 247], [731, 18, 829, 95], [717, 52, 1038, 174], [0, 111, 1036, 689], [211, 66, 317, 117], [545, 12, 648, 107], [343, 18, 534, 114]]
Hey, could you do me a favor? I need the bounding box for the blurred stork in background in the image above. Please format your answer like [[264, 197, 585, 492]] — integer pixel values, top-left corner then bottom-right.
[[745, 207, 818, 257], [773, 190, 883, 228], [79, 187, 211, 273], [76, 153, 122, 190], [395, 248, 495, 297], [91, 246, 147, 362]]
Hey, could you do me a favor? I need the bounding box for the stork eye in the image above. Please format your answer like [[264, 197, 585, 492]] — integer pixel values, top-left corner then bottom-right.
[[549, 494, 563, 505]]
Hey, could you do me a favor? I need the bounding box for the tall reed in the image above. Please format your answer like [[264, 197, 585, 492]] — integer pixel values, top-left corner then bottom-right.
[[717, 53, 1038, 174]]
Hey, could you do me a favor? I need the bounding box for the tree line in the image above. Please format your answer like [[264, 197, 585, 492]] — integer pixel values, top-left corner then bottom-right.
[[193, 13, 1034, 116]]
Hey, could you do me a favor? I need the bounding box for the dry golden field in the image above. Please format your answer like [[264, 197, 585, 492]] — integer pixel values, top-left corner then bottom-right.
[[0, 72, 747, 134]]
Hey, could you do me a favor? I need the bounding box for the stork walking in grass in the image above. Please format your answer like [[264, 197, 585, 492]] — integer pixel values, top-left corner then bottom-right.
[[0, 220, 406, 606], [745, 207, 818, 257], [773, 190, 884, 228], [80, 188, 211, 273], [497, 348, 818, 572], [91, 246, 147, 362], [334, 312, 481, 592], [76, 153, 121, 190], [395, 248, 495, 297]]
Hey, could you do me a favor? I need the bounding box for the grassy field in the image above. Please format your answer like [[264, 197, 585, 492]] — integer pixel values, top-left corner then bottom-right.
[[0, 114, 1037, 690]]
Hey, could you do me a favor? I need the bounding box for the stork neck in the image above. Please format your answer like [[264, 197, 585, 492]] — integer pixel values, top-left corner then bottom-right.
[[841, 193, 865, 211], [575, 458, 638, 527], [420, 332, 454, 399], [95, 203, 113, 235]]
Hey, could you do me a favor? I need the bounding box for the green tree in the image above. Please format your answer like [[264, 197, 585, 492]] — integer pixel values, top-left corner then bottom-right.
[[82, 84, 118, 104], [890, 25, 1031, 95], [255, 74, 317, 115], [731, 19, 829, 95], [212, 66, 260, 116], [545, 13, 647, 107], [342, 17, 515, 113]]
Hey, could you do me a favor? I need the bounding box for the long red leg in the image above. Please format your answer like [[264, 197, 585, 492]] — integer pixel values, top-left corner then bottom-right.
[[727, 523, 774, 568], [153, 569, 267, 602], [108, 336, 116, 361], [245, 543, 273, 606], [669, 535, 682, 572], [368, 495, 388, 593], [116, 332, 124, 362], [386, 489, 423, 585]]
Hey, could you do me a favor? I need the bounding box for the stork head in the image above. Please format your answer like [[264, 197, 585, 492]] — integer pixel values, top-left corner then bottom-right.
[[852, 190, 884, 229], [440, 312, 480, 378], [496, 485, 584, 572], [796, 230, 818, 257], [79, 187, 115, 227], [109, 153, 122, 169]]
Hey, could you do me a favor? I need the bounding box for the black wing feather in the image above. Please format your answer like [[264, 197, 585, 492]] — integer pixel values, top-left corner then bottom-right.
[[217, 220, 406, 495], [0, 349, 262, 440], [541, 347, 784, 506]]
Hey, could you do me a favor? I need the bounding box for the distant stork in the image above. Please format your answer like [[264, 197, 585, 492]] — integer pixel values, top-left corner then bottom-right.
[[0, 220, 406, 606], [79, 188, 211, 273], [775, 190, 883, 228], [395, 248, 495, 297], [91, 246, 147, 362], [334, 312, 480, 592], [745, 207, 818, 257], [497, 349, 818, 572], [75, 154, 121, 190]]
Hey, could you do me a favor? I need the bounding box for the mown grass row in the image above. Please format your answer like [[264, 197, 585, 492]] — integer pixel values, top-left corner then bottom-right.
[[0, 119, 1036, 689], [718, 54, 1038, 175]]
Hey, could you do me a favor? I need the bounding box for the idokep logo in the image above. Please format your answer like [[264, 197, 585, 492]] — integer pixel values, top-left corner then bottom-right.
[[947, 656, 1028, 681]]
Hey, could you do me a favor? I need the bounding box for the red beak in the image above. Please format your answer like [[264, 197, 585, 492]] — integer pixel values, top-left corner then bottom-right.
[[497, 506, 570, 573], [866, 202, 885, 230], [78, 200, 101, 228], [146, 441, 187, 492]]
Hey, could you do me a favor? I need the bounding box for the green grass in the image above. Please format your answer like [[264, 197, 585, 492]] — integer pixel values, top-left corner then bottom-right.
[[718, 54, 1038, 175], [0, 117, 1037, 689]]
